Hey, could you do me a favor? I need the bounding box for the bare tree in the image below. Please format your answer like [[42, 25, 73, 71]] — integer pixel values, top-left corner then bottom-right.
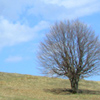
[[38, 20, 100, 93]]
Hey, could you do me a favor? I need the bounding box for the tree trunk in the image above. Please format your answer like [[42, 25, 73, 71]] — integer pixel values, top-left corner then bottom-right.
[[70, 77, 79, 93]]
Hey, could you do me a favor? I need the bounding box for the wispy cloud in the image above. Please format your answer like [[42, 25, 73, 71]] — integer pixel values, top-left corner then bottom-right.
[[5, 56, 23, 62], [0, 0, 100, 21], [0, 0, 100, 49], [0, 16, 34, 48], [27, 0, 100, 20], [0, 16, 49, 49], [42, 0, 98, 8]]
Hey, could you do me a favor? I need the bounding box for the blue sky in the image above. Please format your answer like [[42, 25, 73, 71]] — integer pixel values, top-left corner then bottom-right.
[[0, 0, 100, 81]]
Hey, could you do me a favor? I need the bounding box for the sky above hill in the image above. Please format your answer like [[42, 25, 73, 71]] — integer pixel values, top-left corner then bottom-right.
[[0, 0, 100, 81]]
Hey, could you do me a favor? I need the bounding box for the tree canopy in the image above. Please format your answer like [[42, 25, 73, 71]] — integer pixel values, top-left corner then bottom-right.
[[38, 20, 100, 93]]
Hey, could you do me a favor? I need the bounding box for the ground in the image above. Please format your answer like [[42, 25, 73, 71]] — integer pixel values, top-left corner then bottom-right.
[[0, 72, 100, 100]]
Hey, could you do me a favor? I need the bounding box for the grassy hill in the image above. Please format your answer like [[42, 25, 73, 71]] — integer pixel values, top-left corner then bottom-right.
[[0, 72, 100, 100]]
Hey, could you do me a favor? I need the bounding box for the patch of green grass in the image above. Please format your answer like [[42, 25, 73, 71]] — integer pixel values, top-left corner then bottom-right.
[[0, 72, 100, 100]]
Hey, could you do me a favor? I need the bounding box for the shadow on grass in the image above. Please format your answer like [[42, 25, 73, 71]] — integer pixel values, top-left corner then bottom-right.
[[44, 88, 100, 95]]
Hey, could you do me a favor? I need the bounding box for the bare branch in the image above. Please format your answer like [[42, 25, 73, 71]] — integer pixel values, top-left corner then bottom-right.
[[37, 20, 100, 93]]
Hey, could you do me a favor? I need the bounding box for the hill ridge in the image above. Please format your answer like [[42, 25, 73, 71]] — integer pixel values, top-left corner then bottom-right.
[[0, 72, 100, 100]]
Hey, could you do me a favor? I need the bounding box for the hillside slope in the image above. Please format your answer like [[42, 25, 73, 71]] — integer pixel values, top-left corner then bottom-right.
[[0, 72, 100, 100]]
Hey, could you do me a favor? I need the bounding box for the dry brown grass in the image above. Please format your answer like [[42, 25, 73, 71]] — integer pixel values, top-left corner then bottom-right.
[[0, 72, 100, 100]]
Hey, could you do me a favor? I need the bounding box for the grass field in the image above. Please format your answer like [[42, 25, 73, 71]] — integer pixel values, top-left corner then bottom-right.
[[0, 72, 100, 100]]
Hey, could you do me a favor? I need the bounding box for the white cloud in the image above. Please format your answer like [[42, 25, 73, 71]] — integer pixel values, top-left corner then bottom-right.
[[0, 0, 100, 49], [0, 16, 34, 48], [0, 16, 49, 49], [5, 56, 23, 62], [0, 0, 100, 22], [0, 0, 33, 21], [42, 0, 98, 8], [27, 0, 100, 20]]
